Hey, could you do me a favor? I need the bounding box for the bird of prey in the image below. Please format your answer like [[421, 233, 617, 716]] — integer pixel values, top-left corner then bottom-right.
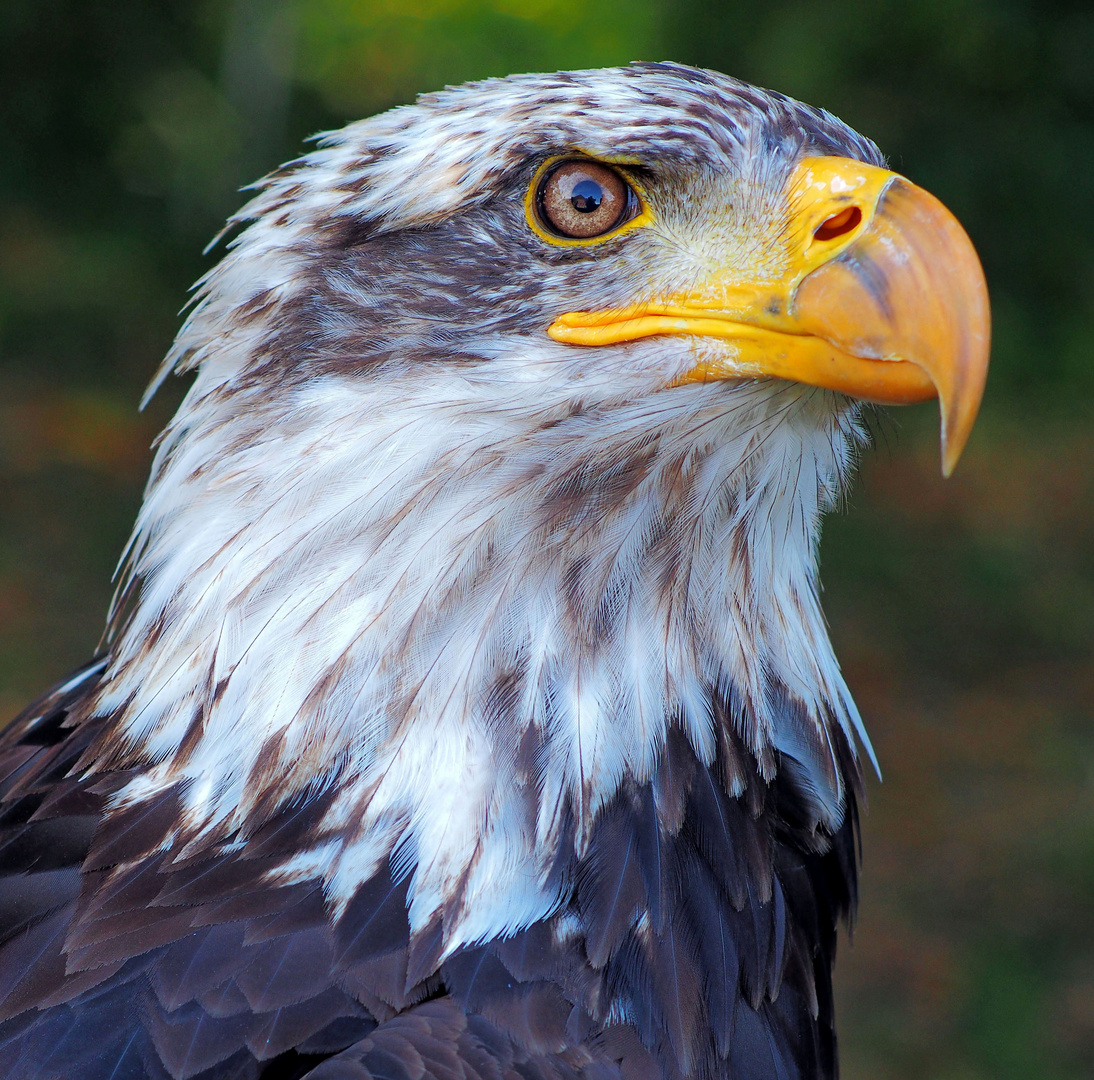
[[0, 63, 989, 1080]]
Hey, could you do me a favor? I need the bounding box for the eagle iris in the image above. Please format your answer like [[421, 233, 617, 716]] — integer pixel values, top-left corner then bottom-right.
[[537, 160, 633, 239]]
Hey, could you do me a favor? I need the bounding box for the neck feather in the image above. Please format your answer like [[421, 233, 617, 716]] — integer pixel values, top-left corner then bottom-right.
[[88, 353, 868, 950]]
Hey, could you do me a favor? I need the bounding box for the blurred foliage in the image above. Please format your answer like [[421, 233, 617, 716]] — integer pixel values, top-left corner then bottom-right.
[[0, 1, 1092, 1077], [823, 411, 1094, 1079], [294, 0, 664, 112]]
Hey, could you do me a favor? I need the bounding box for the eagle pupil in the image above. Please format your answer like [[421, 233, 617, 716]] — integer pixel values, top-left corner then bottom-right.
[[570, 180, 603, 213]]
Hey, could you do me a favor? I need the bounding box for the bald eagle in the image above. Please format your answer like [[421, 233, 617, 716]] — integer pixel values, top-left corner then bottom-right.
[[0, 63, 988, 1080]]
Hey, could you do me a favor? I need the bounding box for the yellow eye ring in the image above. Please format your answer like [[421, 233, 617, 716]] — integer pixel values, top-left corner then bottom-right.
[[524, 156, 653, 247]]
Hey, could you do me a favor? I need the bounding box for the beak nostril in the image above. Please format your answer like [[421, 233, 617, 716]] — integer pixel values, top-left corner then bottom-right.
[[814, 206, 862, 241]]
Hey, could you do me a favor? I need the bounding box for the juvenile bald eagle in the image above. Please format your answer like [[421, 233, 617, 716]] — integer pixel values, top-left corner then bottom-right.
[[0, 63, 988, 1080]]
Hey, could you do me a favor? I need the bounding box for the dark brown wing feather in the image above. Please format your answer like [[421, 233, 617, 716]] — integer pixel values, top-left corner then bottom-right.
[[0, 665, 857, 1080]]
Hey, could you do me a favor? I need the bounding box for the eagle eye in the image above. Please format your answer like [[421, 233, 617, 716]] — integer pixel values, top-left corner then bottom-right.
[[535, 160, 637, 240]]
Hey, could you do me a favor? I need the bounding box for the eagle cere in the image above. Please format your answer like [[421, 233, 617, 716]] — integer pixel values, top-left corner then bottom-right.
[[0, 63, 989, 1080]]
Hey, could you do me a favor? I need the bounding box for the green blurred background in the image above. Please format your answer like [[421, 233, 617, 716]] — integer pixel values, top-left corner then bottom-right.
[[1, 1, 1092, 1076]]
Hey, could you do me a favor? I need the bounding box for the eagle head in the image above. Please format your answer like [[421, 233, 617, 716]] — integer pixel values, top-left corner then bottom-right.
[[86, 63, 987, 970]]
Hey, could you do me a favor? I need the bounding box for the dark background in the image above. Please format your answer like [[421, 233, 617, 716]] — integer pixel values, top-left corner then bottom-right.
[[1, 2, 1091, 1076]]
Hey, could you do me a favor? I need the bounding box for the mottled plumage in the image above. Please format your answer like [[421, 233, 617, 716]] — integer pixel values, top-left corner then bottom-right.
[[0, 62, 988, 1080]]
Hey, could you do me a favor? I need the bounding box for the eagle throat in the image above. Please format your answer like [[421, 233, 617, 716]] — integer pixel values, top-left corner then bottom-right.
[[87, 343, 868, 955]]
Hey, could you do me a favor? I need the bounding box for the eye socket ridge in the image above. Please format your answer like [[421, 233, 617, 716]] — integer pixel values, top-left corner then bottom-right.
[[531, 158, 643, 243]]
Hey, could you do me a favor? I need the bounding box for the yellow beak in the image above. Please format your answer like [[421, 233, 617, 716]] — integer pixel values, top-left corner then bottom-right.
[[547, 157, 991, 476]]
